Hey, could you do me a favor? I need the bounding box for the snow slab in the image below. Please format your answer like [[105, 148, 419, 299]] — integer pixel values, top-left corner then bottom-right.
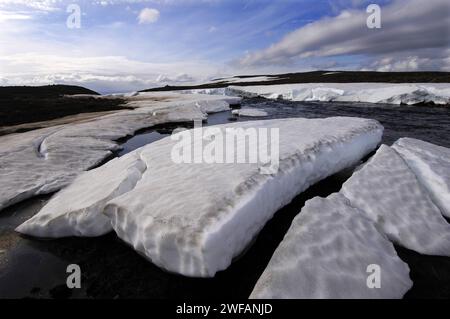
[[16, 151, 145, 237], [16, 117, 384, 276], [17, 117, 382, 276], [231, 108, 269, 117], [227, 83, 450, 106], [341, 145, 450, 256], [392, 138, 450, 218], [0, 93, 241, 212], [250, 193, 412, 299]]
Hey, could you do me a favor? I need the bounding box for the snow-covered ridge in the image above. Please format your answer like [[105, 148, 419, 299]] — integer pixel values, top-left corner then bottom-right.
[[0, 92, 241, 211], [17, 117, 383, 278], [209, 83, 450, 106]]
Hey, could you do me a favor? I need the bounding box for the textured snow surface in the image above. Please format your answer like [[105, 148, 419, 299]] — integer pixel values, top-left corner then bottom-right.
[[104, 118, 381, 277], [231, 108, 269, 117], [0, 93, 241, 211], [17, 117, 383, 277], [392, 138, 450, 218], [250, 194, 412, 299], [227, 83, 450, 105], [16, 151, 145, 237], [341, 145, 450, 256]]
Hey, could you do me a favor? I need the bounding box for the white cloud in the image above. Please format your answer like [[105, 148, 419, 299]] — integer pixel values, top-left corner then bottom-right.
[[0, 53, 220, 93], [138, 7, 160, 24], [0, 0, 62, 11], [239, 0, 450, 71], [0, 9, 31, 22]]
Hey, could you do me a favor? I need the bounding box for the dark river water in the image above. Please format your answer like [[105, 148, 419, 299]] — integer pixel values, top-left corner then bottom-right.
[[1, 99, 450, 299]]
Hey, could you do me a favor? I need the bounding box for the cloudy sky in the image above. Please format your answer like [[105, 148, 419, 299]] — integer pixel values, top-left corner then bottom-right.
[[0, 0, 449, 93]]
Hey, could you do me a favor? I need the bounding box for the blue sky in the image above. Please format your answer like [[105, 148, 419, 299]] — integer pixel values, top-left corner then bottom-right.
[[0, 0, 448, 93]]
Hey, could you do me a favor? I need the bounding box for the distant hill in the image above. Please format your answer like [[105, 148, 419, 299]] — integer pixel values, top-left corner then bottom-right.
[[0, 84, 99, 99], [0, 85, 126, 128], [141, 71, 450, 92]]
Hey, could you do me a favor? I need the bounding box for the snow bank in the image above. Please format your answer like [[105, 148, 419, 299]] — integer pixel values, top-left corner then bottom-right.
[[227, 83, 450, 106], [0, 93, 241, 211], [341, 145, 450, 256], [17, 117, 382, 277], [231, 108, 268, 117], [250, 194, 412, 299], [392, 138, 450, 218]]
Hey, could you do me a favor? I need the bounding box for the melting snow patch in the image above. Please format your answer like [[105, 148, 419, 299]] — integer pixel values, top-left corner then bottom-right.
[[250, 193, 412, 299]]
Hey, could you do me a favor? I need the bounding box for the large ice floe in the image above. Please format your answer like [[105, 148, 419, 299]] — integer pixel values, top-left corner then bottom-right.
[[226, 83, 450, 106], [341, 144, 450, 256], [250, 194, 413, 299], [0, 92, 241, 211], [17, 117, 383, 277]]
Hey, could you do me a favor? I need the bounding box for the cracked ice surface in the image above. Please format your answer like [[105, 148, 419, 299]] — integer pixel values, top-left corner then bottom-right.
[[226, 83, 450, 105], [16, 151, 146, 237], [105, 118, 382, 277], [341, 145, 450, 256], [392, 138, 450, 218], [250, 194, 412, 299], [0, 93, 241, 211], [18, 117, 383, 277]]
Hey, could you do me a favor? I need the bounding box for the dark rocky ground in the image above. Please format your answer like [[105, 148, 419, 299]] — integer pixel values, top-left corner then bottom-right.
[[142, 71, 450, 92], [0, 85, 126, 127]]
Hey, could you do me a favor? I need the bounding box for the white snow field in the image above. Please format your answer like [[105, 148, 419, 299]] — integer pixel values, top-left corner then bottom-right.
[[0, 92, 241, 211], [227, 83, 450, 106], [392, 138, 450, 218], [341, 145, 450, 256], [231, 108, 269, 117], [17, 117, 383, 277], [250, 194, 412, 299]]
